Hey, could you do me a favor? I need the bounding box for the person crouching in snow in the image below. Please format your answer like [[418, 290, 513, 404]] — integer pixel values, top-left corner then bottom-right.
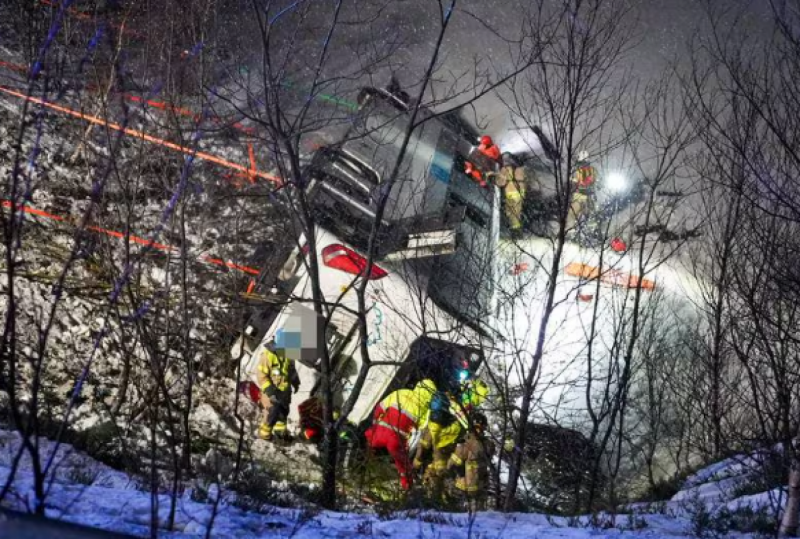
[[365, 379, 438, 490], [256, 329, 300, 441], [414, 379, 490, 492]]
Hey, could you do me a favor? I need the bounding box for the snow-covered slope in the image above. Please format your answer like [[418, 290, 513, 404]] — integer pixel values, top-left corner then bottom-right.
[[0, 428, 784, 538]]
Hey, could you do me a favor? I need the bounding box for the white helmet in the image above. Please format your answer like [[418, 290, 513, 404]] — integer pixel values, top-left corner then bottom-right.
[[578, 150, 589, 161]]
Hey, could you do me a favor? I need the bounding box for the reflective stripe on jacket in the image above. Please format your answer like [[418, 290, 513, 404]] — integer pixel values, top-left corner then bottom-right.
[[573, 161, 597, 191], [257, 346, 297, 392], [494, 166, 526, 199], [376, 384, 435, 436]]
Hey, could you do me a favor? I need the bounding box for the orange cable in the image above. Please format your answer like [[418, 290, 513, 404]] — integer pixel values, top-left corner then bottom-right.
[[0, 85, 282, 185], [2, 199, 260, 276], [2, 59, 257, 137]]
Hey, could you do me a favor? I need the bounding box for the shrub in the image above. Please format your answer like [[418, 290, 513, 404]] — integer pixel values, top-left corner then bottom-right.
[[515, 423, 604, 513], [638, 474, 687, 502], [230, 468, 279, 514], [66, 466, 98, 486], [686, 496, 777, 538], [731, 450, 786, 499], [71, 420, 128, 470]]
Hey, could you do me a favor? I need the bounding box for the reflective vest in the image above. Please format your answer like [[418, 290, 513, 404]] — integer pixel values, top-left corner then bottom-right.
[[257, 345, 294, 392], [573, 161, 597, 192], [427, 395, 469, 449], [495, 166, 526, 199], [375, 385, 435, 437]]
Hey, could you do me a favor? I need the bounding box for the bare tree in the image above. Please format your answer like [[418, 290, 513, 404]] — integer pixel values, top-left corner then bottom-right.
[[494, 0, 645, 511], [681, 0, 800, 530]]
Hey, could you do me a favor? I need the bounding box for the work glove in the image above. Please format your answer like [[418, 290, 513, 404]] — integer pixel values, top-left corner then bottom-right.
[[264, 385, 277, 398]]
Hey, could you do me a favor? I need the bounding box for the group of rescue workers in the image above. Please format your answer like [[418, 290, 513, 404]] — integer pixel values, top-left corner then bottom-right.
[[251, 135, 603, 504], [466, 136, 599, 239], [256, 333, 493, 503], [364, 376, 491, 501]]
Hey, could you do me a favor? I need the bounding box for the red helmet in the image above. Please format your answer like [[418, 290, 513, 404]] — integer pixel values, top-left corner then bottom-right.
[[480, 135, 493, 147]]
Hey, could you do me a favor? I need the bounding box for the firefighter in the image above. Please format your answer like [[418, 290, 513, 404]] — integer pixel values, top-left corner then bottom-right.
[[413, 379, 490, 489], [413, 392, 465, 488], [491, 154, 527, 237], [477, 135, 502, 163], [449, 411, 492, 509], [256, 330, 300, 441], [464, 160, 486, 187], [568, 151, 598, 232], [365, 379, 438, 490]]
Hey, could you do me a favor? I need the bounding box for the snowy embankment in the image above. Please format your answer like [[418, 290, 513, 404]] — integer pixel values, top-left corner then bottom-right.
[[0, 428, 783, 538]]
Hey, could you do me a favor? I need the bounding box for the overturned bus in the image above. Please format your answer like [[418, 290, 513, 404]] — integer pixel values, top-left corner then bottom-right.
[[232, 86, 500, 436]]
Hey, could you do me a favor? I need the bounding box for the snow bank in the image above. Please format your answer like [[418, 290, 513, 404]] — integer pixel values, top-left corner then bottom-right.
[[0, 428, 778, 538]]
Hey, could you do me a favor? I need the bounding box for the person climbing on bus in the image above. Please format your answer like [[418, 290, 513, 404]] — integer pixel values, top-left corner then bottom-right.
[[256, 329, 301, 441], [477, 135, 502, 163], [364, 379, 438, 490], [490, 154, 527, 238], [567, 150, 599, 233]]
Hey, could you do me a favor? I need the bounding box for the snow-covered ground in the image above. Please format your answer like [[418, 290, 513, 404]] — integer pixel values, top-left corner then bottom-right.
[[0, 428, 784, 538]]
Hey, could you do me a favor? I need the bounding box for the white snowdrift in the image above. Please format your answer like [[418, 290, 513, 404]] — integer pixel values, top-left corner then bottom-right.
[[0, 428, 783, 538]]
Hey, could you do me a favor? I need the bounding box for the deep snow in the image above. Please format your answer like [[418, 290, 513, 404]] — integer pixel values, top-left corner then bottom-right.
[[0, 428, 785, 538]]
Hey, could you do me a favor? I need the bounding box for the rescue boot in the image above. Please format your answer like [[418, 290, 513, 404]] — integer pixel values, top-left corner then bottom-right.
[[258, 423, 272, 440], [271, 421, 293, 443]]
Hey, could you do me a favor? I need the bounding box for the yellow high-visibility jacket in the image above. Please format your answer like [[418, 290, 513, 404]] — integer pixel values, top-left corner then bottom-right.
[[378, 380, 437, 428], [427, 395, 469, 449], [572, 161, 597, 192], [257, 345, 299, 393]]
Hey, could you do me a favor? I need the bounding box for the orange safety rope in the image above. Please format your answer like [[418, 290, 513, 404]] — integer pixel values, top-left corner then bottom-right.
[[0, 60, 27, 73], [2, 58, 257, 136], [0, 85, 282, 185], [2, 199, 260, 276], [564, 261, 655, 290], [116, 92, 256, 136]]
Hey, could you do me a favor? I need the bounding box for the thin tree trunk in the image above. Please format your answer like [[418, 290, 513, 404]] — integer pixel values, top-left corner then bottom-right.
[[780, 442, 800, 537]]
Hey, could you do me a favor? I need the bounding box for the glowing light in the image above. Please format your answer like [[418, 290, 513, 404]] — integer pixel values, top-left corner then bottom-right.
[[606, 171, 628, 192]]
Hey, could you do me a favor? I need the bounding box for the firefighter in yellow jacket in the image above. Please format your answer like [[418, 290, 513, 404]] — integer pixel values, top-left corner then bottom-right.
[[256, 330, 300, 440], [567, 151, 598, 231], [365, 379, 438, 490], [414, 379, 489, 488], [491, 155, 527, 238], [449, 411, 492, 509]]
